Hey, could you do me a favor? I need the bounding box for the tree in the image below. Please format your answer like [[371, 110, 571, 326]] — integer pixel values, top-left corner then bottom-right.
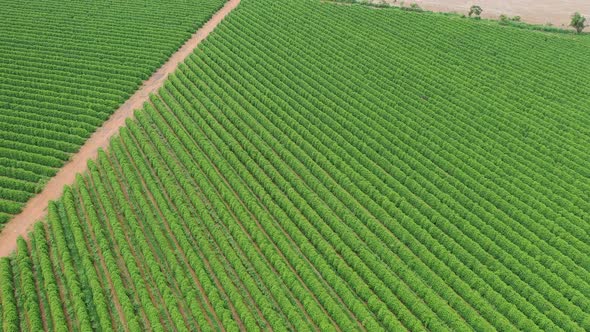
[[469, 5, 483, 18], [409, 3, 422, 11], [570, 12, 587, 33], [499, 14, 520, 24]]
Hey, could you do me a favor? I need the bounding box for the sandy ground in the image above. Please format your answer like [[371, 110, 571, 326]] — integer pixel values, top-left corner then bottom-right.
[[376, 0, 590, 26], [0, 0, 241, 258]]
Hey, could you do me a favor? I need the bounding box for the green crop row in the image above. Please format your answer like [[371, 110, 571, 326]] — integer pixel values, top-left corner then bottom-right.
[[0, 0, 225, 220], [2, 0, 590, 330]]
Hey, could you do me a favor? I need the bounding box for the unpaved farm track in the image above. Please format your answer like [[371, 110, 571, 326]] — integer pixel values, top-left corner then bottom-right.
[[377, 0, 590, 27], [0, 0, 240, 257]]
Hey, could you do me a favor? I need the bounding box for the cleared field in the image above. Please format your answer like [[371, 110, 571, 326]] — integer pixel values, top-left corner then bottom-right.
[[0, 0, 225, 224], [378, 0, 590, 26], [2, 0, 590, 330]]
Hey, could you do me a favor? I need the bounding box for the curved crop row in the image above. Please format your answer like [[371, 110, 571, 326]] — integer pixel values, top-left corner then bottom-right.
[[0, 0, 225, 221], [1, 0, 590, 330]]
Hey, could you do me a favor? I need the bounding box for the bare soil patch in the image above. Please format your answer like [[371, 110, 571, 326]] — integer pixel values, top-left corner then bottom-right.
[[375, 0, 590, 27], [0, 0, 241, 258]]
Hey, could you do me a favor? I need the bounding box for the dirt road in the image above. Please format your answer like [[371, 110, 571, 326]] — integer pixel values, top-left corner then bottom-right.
[[0, 0, 241, 258], [378, 0, 590, 26]]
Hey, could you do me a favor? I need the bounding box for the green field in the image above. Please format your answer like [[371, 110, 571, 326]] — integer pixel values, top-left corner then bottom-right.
[[0, 0, 225, 223], [2, 0, 590, 330]]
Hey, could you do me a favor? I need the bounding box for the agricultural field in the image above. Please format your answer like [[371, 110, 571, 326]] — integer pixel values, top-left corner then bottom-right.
[[0, 0, 225, 224], [2, 0, 590, 330]]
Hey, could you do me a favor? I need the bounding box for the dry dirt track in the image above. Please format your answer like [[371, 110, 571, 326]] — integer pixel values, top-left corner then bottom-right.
[[0, 0, 241, 257], [379, 0, 590, 26]]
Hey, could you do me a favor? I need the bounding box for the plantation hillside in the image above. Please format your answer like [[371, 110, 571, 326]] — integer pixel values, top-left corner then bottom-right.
[[2, 0, 590, 330], [0, 0, 225, 223]]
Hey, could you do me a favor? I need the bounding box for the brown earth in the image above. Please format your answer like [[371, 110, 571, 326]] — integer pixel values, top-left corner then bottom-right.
[[376, 0, 590, 26], [0, 0, 241, 258]]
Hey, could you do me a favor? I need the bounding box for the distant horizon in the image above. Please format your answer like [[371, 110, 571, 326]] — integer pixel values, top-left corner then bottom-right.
[[375, 0, 590, 26]]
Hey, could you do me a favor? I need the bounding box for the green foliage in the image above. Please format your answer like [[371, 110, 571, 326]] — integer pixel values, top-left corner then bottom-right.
[[0, 258, 19, 332], [2, 0, 590, 331], [0, 0, 226, 221], [402, 3, 423, 12], [570, 12, 587, 33], [499, 14, 522, 24], [468, 5, 482, 18]]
